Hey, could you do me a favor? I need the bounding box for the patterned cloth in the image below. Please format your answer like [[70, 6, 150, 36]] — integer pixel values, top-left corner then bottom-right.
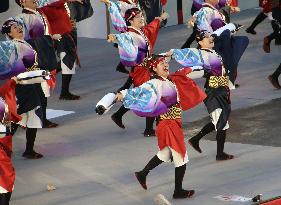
[[108, 1, 136, 32], [194, 3, 226, 32], [172, 48, 224, 76], [0, 40, 36, 80]]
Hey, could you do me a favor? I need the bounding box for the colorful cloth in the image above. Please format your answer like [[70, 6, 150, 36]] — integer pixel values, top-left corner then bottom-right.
[[115, 19, 160, 67], [0, 134, 15, 193], [194, 3, 226, 32], [122, 68, 206, 117], [108, 1, 135, 32], [0, 40, 36, 80], [172, 48, 224, 76]]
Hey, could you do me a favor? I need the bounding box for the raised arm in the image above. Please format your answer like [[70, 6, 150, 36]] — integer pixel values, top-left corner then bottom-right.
[[107, 32, 147, 66]]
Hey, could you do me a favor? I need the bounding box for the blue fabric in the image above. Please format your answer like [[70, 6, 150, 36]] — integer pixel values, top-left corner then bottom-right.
[[0, 41, 17, 75], [173, 48, 204, 67], [123, 82, 158, 113], [108, 1, 128, 32]]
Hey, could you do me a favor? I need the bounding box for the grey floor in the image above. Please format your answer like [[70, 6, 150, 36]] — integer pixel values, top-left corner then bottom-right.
[[11, 8, 281, 205]]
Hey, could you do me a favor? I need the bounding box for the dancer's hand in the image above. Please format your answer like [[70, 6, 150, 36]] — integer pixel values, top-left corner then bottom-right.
[[188, 16, 196, 28], [156, 12, 169, 22], [51, 34, 62, 41], [115, 92, 123, 102], [165, 49, 174, 57], [230, 6, 240, 13], [100, 0, 110, 6], [11, 76, 20, 84], [107, 34, 117, 43]]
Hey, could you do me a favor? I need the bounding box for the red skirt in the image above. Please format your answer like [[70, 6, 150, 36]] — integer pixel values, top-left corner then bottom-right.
[[156, 119, 186, 159], [0, 135, 15, 193]]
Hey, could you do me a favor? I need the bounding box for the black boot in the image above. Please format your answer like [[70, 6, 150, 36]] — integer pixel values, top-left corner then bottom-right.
[[246, 12, 267, 35], [173, 164, 195, 199], [42, 96, 58, 128], [216, 130, 234, 161], [0, 192, 12, 205], [135, 155, 163, 190], [143, 117, 155, 137], [116, 62, 129, 74], [268, 63, 281, 89], [111, 105, 129, 129], [22, 128, 43, 159], [188, 122, 215, 153], [60, 74, 80, 100]]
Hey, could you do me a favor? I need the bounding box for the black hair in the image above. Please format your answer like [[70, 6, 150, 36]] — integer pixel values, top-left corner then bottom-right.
[[1, 19, 18, 35], [125, 7, 141, 26]]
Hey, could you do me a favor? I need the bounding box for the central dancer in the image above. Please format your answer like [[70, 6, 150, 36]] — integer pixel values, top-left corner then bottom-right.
[[106, 5, 168, 136], [113, 55, 206, 199]]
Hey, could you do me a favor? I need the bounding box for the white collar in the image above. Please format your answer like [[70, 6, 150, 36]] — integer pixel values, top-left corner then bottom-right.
[[13, 38, 26, 43]]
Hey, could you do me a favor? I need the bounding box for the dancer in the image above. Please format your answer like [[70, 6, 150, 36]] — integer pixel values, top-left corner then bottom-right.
[[267, 3, 281, 88], [181, 0, 240, 49], [15, 0, 83, 100], [106, 6, 168, 136], [14, 0, 69, 128], [168, 29, 240, 161], [189, 0, 249, 85], [0, 79, 21, 205], [113, 55, 206, 198], [1, 19, 46, 159], [246, 0, 272, 35], [263, 1, 281, 53], [0, 72, 49, 204]]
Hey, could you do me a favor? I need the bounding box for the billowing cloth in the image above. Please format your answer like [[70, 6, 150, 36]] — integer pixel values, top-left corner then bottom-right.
[[0, 134, 15, 193], [108, 0, 135, 32], [0, 40, 35, 80], [27, 36, 57, 71], [214, 30, 249, 83], [115, 32, 148, 66], [115, 19, 160, 67], [169, 67, 207, 111], [121, 69, 206, 117], [122, 78, 177, 117], [156, 118, 186, 160], [172, 48, 224, 76], [194, 3, 226, 32], [67, 0, 94, 22], [13, 11, 46, 40], [173, 30, 249, 84], [0, 80, 22, 123], [37, 0, 72, 35]]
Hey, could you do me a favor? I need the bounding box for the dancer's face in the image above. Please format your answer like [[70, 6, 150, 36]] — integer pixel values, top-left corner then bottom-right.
[[199, 35, 214, 49], [21, 0, 38, 10], [8, 23, 24, 40], [153, 59, 170, 78], [129, 12, 145, 29]]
